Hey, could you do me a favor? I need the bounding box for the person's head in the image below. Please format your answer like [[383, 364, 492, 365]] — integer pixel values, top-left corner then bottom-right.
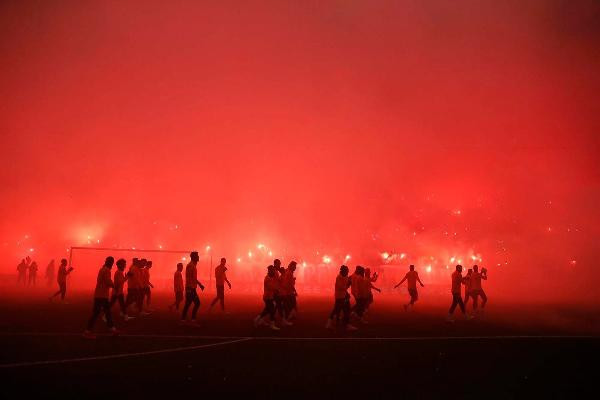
[[409, 264, 415, 271], [467, 268, 472, 275], [274, 259, 281, 268], [190, 251, 199, 263], [340, 265, 349, 277], [267, 265, 275, 277], [116, 259, 126, 270], [456, 264, 463, 273], [60, 259, 67, 266], [104, 256, 115, 268], [288, 261, 297, 272], [176, 262, 183, 272], [473, 265, 479, 272], [140, 259, 147, 267], [356, 266, 365, 276], [146, 260, 152, 269], [220, 257, 226, 266]]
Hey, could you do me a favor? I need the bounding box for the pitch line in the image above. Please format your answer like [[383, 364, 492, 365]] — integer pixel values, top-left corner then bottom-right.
[[0, 338, 252, 369], [0, 331, 597, 341]]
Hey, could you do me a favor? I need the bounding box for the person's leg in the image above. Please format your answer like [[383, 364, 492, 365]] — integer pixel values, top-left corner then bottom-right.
[[472, 292, 479, 311], [275, 295, 286, 320], [181, 289, 193, 320], [267, 299, 276, 321], [342, 298, 351, 325], [449, 295, 459, 314], [458, 295, 465, 313], [60, 283, 66, 300], [136, 289, 145, 313], [260, 299, 271, 318], [118, 294, 126, 314], [479, 290, 487, 308], [102, 299, 114, 328], [109, 293, 117, 309], [218, 286, 225, 311], [86, 299, 102, 331], [330, 300, 341, 319], [146, 288, 152, 307], [191, 293, 200, 320], [176, 292, 183, 310]]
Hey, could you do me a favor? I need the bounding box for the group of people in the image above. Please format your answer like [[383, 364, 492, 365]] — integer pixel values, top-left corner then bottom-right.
[[253, 259, 298, 330], [17, 257, 58, 287], [30, 250, 488, 337], [82, 257, 156, 338]]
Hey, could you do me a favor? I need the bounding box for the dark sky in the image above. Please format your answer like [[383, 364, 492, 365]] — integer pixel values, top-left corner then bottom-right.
[[1, 1, 599, 298]]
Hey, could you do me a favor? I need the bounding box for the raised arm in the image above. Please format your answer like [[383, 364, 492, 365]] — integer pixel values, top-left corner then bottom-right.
[[394, 275, 407, 288]]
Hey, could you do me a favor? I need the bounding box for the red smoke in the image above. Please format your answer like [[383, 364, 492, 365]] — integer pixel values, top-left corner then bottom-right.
[[1, 1, 598, 303]]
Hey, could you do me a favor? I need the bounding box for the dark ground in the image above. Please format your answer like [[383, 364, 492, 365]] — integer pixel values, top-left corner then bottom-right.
[[0, 288, 599, 398]]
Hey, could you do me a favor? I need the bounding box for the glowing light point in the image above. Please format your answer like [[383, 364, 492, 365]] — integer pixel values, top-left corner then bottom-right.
[[302, 262, 307, 267], [400, 253, 406, 259], [322, 255, 331, 264], [158, 245, 163, 249], [382, 252, 390, 260], [181, 256, 186, 261], [248, 251, 253, 258], [450, 257, 456, 263], [268, 251, 273, 257], [29, 248, 34, 252], [345, 254, 351, 261], [205, 245, 211, 252], [237, 257, 242, 263], [570, 260, 577, 266], [257, 244, 265, 250], [426, 265, 432, 273]]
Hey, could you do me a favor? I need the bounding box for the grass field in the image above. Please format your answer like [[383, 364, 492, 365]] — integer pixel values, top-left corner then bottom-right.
[[1, 289, 599, 398]]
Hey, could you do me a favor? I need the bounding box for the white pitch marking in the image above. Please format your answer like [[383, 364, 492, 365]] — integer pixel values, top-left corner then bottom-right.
[[0, 337, 252, 369], [0, 332, 597, 341]]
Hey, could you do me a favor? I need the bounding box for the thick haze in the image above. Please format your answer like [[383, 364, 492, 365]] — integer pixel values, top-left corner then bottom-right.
[[1, 1, 599, 300]]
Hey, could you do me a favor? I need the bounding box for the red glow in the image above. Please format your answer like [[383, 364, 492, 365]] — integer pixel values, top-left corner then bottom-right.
[[0, 1, 599, 305]]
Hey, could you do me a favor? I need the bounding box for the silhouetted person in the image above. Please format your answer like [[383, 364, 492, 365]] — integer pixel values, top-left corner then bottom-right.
[[209, 258, 231, 313], [463, 269, 473, 306], [326, 265, 357, 331], [281, 261, 298, 320], [28, 261, 38, 286], [395, 264, 424, 311], [49, 259, 73, 302], [447, 265, 467, 322], [169, 263, 184, 311], [142, 260, 154, 311], [470, 265, 488, 315], [124, 258, 143, 318], [253, 265, 280, 330], [364, 267, 381, 314], [181, 251, 205, 324], [17, 259, 27, 285], [350, 266, 368, 323], [45, 259, 55, 287], [109, 258, 127, 317], [272, 258, 291, 325], [83, 256, 118, 339]]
